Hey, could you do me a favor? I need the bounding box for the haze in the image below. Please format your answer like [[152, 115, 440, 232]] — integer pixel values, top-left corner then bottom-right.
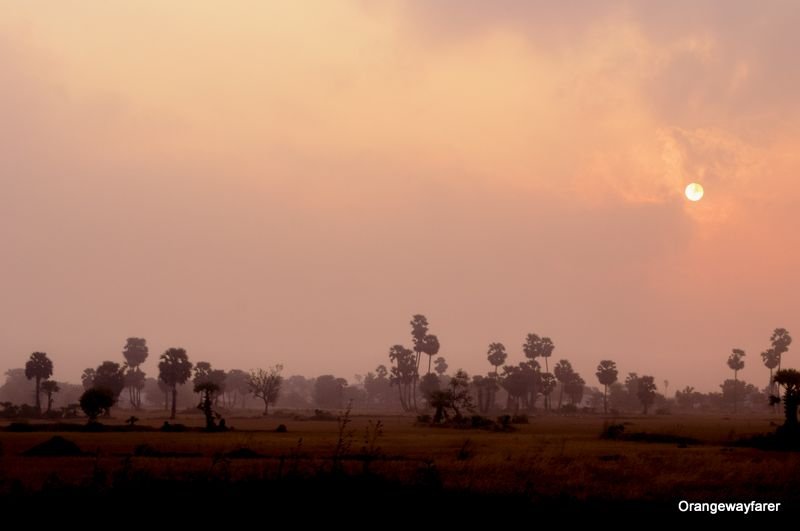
[[2, 1, 799, 392]]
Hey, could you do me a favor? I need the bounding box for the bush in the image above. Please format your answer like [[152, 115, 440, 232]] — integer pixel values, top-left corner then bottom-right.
[[79, 387, 115, 423], [510, 414, 529, 424], [600, 422, 626, 439]]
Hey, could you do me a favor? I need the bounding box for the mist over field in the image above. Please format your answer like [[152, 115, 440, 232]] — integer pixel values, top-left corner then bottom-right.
[[2, 2, 800, 393]]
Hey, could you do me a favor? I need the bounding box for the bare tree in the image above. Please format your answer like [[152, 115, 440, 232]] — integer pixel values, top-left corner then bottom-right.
[[248, 365, 284, 415]]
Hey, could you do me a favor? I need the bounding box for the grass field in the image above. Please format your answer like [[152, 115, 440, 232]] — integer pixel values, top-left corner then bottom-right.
[[1, 411, 797, 516]]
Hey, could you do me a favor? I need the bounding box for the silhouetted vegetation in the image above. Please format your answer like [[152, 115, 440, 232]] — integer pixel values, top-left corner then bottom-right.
[[79, 387, 116, 423], [158, 348, 192, 420]]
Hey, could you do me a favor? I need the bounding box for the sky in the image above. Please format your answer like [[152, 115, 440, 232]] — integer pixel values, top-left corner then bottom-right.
[[2, 1, 800, 392]]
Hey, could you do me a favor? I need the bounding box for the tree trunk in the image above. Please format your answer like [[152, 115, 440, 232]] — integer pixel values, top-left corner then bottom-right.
[[263, 398, 269, 416], [34, 376, 41, 413], [603, 384, 608, 414], [558, 384, 564, 409], [734, 370, 738, 414], [171, 386, 178, 419]]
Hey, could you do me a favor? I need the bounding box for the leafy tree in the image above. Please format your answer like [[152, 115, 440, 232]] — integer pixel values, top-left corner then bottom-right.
[[123, 368, 146, 409], [523, 334, 555, 372], [553, 359, 574, 409], [225, 369, 250, 408], [500, 364, 529, 413], [428, 370, 474, 422], [727, 349, 746, 413], [193, 362, 213, 387], [471, 374, 498, 414], [314, 374, 347, 409], [637, 375, 657, 414], [364, 365, 393, 408], [434, 357, 448, 376], [771, 328, 792, 372], [675, 386, 702, 410], [410, 314, 429, 366], [25, 352, 53, 413], [81, 368, 96, 390], [122, 338, 148, 408], [565, 373, 585, 406], [94, 361, 125, 404], [158, 348, 193, 420], [248, 365, 283, 415], [194, 381, 221, 430], [596, 360, 618, 414], [40, 380, 60, 414], [80, 387, 115, 423], [389, 345, 416, 412], [539, 372, 556, 410], [487, 343, 507, 375], [773, 369, 800, 434], [419, 373, 440, 403]]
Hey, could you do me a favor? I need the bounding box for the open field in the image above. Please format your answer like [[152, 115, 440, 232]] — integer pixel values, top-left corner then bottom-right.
[[0, 411, 797, 517]]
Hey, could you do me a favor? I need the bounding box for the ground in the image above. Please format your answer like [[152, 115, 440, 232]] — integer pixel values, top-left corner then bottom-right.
[[0, 411, 797, 517]]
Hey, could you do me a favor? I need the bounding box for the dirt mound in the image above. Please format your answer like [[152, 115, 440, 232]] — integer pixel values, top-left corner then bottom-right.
[[23, 436, 84, 457]]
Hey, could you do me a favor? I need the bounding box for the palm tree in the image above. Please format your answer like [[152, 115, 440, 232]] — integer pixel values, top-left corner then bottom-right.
[[595, 360, 618, 414], [122, 337, 148, 408], [487, 343, 507, 375], [553, 359, 574, 409], [539, 373, 556, 410], [771, 328, 792, 372], [761, 348, 779, 401], [434, 357, 448, 376], [523, 333, 554, 373], [637, 375, 657, 414], [727, 349, 745, 413], [773, 369, 800, 434], [423, 334, 440, 375], [40, 380, 60, 414], [25, 352, 53, 413], [158, 348, 193, 419]]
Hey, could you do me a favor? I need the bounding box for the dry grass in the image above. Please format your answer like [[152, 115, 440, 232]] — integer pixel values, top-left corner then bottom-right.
[[0, 412, 797, 506]]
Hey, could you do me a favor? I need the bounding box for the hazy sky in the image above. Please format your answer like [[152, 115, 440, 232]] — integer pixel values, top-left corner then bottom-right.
[[2, 1, 800, 392]]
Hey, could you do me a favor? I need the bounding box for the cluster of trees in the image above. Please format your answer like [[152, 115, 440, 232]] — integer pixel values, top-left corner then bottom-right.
[[381, 316, 660, 416], [3, 339, 287, 421], [3, 324, 797, 424]]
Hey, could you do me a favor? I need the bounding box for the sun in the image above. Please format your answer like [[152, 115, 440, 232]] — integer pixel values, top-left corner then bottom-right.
[[685, 183, 704, 202]]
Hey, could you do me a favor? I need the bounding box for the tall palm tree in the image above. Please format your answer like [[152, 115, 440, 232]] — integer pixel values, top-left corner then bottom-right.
[[553, 359, 574, 409], [523, 333, 555, 373], [25, 352, 53, 413], [539, 373, 556, 410], [761, 348, 779, 399], [773, 369, 800, 433], [771, 328, 792, 372], [158, 348, 193, 419], [595, 360, 618, 414], [487, 343, 507, 375], [122, 337, 148, 408], [423, 334, 440, 375], [40, 380, 60, 414], [727, 348, 745, 413]]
